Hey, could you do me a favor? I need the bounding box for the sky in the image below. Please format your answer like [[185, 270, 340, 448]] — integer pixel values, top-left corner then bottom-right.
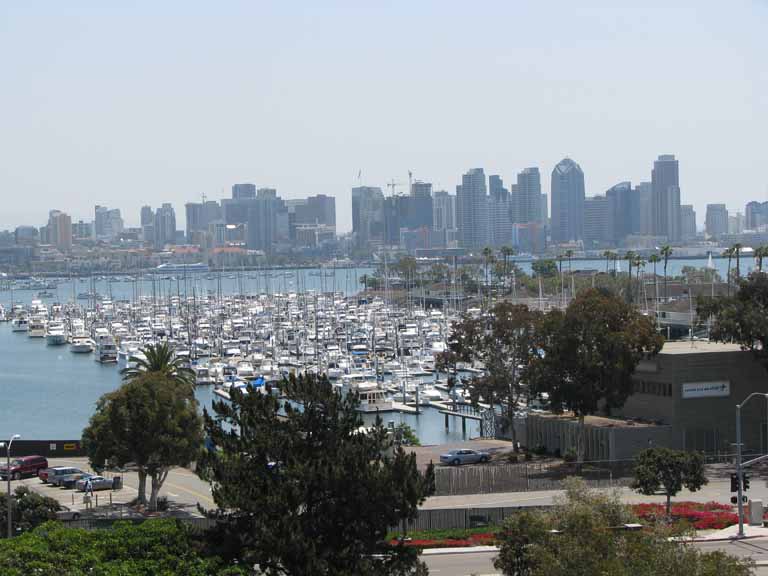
[[1, 1, 766, 233]]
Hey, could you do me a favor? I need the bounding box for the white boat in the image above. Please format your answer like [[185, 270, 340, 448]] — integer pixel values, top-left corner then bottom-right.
[[11, 317, 29, 332], [70, 336, 95, 353], [346, 381, 394, 413], [193, 365, 214, 385], [96, 337, 118, 364], [28, 318, 46, 338], [236, 361, 256, 379], [45, 321, 68, 346], [117, 342, 141, 371]]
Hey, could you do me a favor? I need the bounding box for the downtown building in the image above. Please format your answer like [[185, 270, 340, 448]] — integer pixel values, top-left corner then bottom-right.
[[456, 168, 489, 250], [651, 154, 681, 242], [351, 186, 385, 250], [705, 204, 728, 239], [550, 158, 585, 245]]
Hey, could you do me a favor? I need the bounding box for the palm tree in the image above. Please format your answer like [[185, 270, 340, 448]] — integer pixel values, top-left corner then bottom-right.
[[634, 255, 645, 305], [624, 251, 635, 303], [723, 247, 734, 297], [121, 342, 195, 389], [757, 246, 767, 273], [660, 245, 673, 301], [482, 246, 494, 306], [648, 254, 661, 304], [500, 246, 514, 292], [602, 250, 614, 274], [732, 243, 743, 281]]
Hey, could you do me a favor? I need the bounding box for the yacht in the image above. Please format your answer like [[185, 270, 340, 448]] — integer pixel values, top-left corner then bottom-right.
[[45, 321, 68, 346], [28, 318, 47, 338], [193, 365, 214, 386], [96, 336, 118, 364], [117, 342, 142, 371], [11, 317, 29, 332], [348, 382, 394, 413], [70, 336, 95, 353], [236, 361, 256, 380]]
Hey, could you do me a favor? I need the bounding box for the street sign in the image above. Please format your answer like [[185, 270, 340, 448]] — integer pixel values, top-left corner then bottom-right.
[[681, 381, 730, 399]]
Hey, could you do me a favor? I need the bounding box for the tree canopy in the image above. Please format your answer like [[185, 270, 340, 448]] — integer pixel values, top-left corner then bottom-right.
[[632, 447, 708, 518], [494, 479, 752, 576], [82, 371, 203, 510], [197, 373, 434, 576], [121, 341, 196, 389], [0, 486, 61, 538]]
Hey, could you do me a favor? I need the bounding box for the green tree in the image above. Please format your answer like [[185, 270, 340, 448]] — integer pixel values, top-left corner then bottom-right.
[[447, 302, 543, 447], [500, 246, 515, 292], [661, 245, 673, 301], [0, 486, 61, 538], [732, 243, 743, 280], [82, 372, 203, 510], [494, 478, 752, 576], [121, 341, 195, 389], [531, 259, 557, 278], [755, 246, 768, 273], [0, 519, 241, 575], [197, 373, 434, 575], [649, 253, 661, 303], [632, 447, 708, 519], [532, 289, 664, 460]]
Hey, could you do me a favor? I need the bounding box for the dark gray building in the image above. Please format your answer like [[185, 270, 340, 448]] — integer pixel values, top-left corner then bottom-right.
[[605, 181, 634, 245], [513, 167, 542, 225], [651, 154, 681, 242], [153, 203, 177, 249], [351, 186, 385, 249], [680, 204, 697, 240], [705, 203, 729, 238], [582, 195, 614, 248], [550, 159, 585, 244], [456, 168, 488, 249], [231, 183, 257, 200]]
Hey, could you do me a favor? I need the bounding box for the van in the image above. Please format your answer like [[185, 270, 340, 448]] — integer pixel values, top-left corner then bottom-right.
[[0, 455, 49, 480]]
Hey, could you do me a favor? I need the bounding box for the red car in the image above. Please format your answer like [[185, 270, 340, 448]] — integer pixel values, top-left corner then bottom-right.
[[0, 455, 48, 480]]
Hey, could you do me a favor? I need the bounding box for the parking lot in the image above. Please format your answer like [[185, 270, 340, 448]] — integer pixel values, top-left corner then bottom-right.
[[12, 457, 215, 518]]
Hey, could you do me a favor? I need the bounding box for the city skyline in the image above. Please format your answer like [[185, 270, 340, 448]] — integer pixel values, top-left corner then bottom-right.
[[1, 1, 765, 232]]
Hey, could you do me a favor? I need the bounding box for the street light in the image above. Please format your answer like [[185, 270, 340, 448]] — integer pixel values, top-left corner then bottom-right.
[[735, 394, 768, 538], [0, 434, 21, 539]]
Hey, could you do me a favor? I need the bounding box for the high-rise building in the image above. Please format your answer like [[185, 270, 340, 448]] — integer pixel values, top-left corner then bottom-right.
[[352, 186, 385, 249], [432, 191, 456, 232], [582, 196, 614, 248], [729, 212, 744, 235], [513, 167, 542, 225], [605, 181, 634, 245], [488, 175, 512, 247], [154, 203, 177, 249], [550, 159, 584, 244], [705, 204, 728, 238], [745, 201, 768, 230], [185, 202, 204, 242], [94, 205, 108, 238], [651, 155, 681, 242], [47, 210, 72, 252], [680, 205, 697, 240], [140, 206, 154, 227], [231, 183, 257, 200], [287, 195, 336, 243], [72, 220, 93, 240], [540, 193, 548, 223], [456, 168, 488, 249], [14, 226, 39, 245], [409, 181, 433, 229], [246, 188, 288, 252], [635, 182, 654, 236]]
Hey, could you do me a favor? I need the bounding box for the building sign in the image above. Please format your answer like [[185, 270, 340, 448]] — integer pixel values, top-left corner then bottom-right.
[[681, 381, 730, 399]]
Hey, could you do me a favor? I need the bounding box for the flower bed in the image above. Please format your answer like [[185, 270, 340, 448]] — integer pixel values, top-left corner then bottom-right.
[[389, 530, 497, 548], [632, 501, 737, 530]]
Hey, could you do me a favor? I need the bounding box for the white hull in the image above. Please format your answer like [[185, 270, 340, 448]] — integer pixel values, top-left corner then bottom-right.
[[46, 333, 67, 346]]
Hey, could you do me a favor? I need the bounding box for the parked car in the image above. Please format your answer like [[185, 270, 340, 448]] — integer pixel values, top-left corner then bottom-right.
[[43, 467, 82, 487], [57, 470, 91, 489], [0, 455, 48, 480], [439, 449, 491, 466], [76, 475, 114, 492]]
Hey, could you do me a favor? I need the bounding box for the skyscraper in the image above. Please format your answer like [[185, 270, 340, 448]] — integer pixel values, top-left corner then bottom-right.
[[680, 205, 697, 240], [705, 204, 728, 238], [550, 158, 585, 244], [432, 191, 456, 231], [94, 205, 108, 239], [47, 210, 72, 252], [513, 167, 542, 225], [154, 203, 177, 249], [409, 181, 433, 229], [231, 183, 257, 200], [582, 196, 614, 248], [635, 182, 653, 236], [351, 186, 385, 249], [605, 181, 633, 245], [488, 175, 512, 247], [140, 206, 154, 227], [456, 168, 488, 249], [651, 155, 681, 242], [185, 202, 204, 242]]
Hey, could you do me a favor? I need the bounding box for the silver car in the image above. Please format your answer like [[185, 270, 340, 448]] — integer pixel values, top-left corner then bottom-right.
[[439, 449, 491, 466], [76, 475, 114, 492]]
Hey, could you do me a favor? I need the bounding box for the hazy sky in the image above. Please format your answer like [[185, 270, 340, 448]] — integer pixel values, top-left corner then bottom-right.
[[1, 1, 765, 233]]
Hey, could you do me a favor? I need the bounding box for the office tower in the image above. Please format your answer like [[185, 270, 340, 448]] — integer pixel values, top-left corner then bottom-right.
[[550, 159, 584, 244], [489, 175, 508, 202], [94, 205, 108, 238], [705, 204, 728, 238], [202, 200, 222, 226], [352, 186, 385, 249], [231, 183, 257, 200], [635, 182, 654, 236], [432, 191, 456, 231], [540, 193, 548, 223], [514, 167, 542, 225], [103, 209, 123, 240], [746, 201, 768, 230], [246, 188, 288, 252], [486, 174, 512, 247], [185, 203, 203, 242], [409, 181, 433, 229], [680, 205, 697, 240], [154, 203, 177, 249], [140, 206, 154, 227], [14, 226, 39, 245], [605, 181, 634, 245], [651, 155, 681, 242], [582, 196, 614, 248], [47, 210, 72, 252], [729, 212, 744, 235], [456, 168, 488, 249], [383, 194, 408, 245]]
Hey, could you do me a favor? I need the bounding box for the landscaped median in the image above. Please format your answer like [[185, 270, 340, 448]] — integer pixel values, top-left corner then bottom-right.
[[390, 502, 745, 549]]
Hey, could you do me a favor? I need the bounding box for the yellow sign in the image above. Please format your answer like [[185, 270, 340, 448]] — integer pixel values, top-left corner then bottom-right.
[[63, 443, 77, 451]]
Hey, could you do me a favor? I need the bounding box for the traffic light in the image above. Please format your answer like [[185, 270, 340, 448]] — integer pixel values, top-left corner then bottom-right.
[[743, 474, 751, 491], [731, 473, 739, 492]]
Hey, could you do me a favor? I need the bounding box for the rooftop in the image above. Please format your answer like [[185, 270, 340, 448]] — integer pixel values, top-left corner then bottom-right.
[[660, 340, 745, 355]]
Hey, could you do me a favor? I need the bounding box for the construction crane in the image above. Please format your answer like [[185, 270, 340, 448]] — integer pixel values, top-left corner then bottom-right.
[[387, 180, 405, 196]]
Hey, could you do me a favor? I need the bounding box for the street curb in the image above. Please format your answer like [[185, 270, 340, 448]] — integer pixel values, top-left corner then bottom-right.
[[421, 546, 499, 555]]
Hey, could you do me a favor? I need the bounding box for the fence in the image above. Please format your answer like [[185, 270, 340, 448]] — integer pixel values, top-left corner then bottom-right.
[[434, 459, 637, 496]]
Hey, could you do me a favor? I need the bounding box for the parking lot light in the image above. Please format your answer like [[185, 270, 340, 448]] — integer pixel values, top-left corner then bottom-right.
[[2, 434, 21, 538]]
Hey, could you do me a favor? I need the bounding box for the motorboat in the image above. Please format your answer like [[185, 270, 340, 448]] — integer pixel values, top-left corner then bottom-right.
[[45, 321, 68, 346], [28, 318, 46, 338], [193, 365, 214, 385], [11, 317, 29, 332], [70, 336, 95, 354], [347, 382, 394, 413], [96, 337, 118, 364]]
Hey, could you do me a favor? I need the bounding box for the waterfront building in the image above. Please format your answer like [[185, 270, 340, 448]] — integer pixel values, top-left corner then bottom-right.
[[456, 168, 488, 249], [746, 201, 768, 230], [651, 154, 681, 242], [582, 195, 614, 249], [550, 159, 584, 244], [680, 204, 697, 240], [705, 204, 728, 238], [352, 186, 385, 249], [605, 181, 635, 245]]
